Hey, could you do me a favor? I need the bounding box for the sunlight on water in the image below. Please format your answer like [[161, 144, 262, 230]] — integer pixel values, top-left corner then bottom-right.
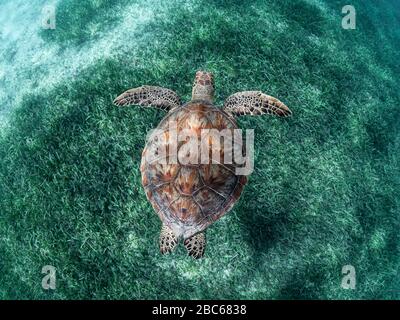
[[0, 0, 167, 130]]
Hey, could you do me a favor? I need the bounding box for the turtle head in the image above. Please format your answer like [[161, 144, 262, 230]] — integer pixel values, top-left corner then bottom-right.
[[192, 71, 215, 103]]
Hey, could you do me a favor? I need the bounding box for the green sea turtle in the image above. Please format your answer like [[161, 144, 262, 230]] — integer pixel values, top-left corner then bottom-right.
[[114, 71, 292, 258]]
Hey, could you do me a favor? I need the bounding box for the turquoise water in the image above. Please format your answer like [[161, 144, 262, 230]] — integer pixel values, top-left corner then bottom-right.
[[0, 0, 399, 299]]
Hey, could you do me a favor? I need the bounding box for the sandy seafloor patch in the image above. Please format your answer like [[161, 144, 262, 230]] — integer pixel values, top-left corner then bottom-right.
[[0, 0, 171, 131]]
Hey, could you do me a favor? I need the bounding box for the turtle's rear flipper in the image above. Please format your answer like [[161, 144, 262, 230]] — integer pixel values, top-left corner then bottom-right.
[[184, 232, 206, 259], [160, 224, 178, 255]]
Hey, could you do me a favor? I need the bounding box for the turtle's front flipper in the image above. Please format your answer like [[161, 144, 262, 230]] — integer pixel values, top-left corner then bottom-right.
[[184, 232, 206, 259], [223, 91, 292, 117], [160, 224, 178, 255], [113, 85, 181, 111]]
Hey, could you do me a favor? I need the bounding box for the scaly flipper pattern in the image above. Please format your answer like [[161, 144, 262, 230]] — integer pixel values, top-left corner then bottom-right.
[[223, 91, 292, 117], [114, 85, 181, 111], [160, 224, 179, 255], [184, 232, 206, 259]]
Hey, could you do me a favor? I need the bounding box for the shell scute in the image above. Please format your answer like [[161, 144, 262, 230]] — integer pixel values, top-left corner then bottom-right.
[[145, 162, 179, 187], [174, 167, 203, 195], [141, 102, 247, 238], [169, 196, 202, 224], [152, 184, 181, 213], [199, 164, 238, 198], [193, 188, 225, 217]]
